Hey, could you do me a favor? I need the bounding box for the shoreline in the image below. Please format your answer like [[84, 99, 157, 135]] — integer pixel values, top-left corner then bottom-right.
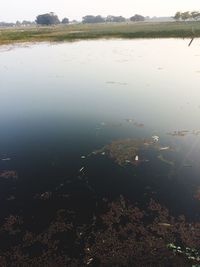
[[0, 21, 199, 46]]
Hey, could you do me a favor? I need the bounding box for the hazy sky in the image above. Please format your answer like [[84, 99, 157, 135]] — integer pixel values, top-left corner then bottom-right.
[[1, 0, 200, 22]]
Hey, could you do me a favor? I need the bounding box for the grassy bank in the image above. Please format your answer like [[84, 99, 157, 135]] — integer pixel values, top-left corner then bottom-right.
[[0, 21, 200, 45]]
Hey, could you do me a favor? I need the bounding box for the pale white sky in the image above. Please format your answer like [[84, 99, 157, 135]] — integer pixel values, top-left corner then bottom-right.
[[1, 0, 200, 22]]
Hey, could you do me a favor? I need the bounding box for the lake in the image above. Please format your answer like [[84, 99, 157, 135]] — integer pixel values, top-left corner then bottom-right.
[[0, 39, 200, 266]]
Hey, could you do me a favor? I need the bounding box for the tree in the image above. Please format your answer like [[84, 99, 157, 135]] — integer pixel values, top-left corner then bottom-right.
[[181, 11, 191, 21], [22, 20, 33, 26], [82, 15, 105, 23], [95, 15, 105, 23], [173, 12, 181, 21], [130, 14, 145, 22], [71, 20, 78, 24], [106, 15, 114, 22], [36, 12, 60, 25], [191, 11, 200, 20], [62, 18, 69, 24], [0, 22, 15, 27], [106, 15, 126, 23], [16, 21, 21, 27]]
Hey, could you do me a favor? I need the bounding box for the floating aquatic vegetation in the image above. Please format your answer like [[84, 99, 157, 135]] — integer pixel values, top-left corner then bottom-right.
[[134, 122, 144, 128], [3, 215, 23, 235], [0, 170, 18, 179], [194, 188, 200, 201], [167, 243, 200, 262], [124, 119, 144, 127], [94, 139, 142, 166], [168, 130, 189, 137], [167, 129, 200, 137], [93, 137, 175, 167], [1, 196, 200, 266], [34, 191, 52, 200], [84, 197, 200, 266]]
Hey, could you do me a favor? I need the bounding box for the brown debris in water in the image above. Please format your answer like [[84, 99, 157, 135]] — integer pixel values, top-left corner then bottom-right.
[[0, 197, 200, 266], [94, 139, 141, 166], [84, 197, 200, 266], [0, 170, 18, 179], [3, 215, 23, 235], [194, 187, 200, 201], [134, 122, 144, 128], [34, 191, 53, 200], [93, 138, 172, 166], [168, 130, 189, 137]]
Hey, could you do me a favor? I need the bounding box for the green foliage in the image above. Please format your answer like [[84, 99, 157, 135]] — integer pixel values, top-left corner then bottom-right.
[[62, 18, 69, 24], [82, 15, 105, 23], [174, 12, 181, 21], [130, 14, 145, 22], [36, 12, 60, 25], [173, 10, 200, 21], [106, 15, 126, 23], [191, 11, 200, 20], [167, 243, 200, 262], [181, 11, 191, 21]]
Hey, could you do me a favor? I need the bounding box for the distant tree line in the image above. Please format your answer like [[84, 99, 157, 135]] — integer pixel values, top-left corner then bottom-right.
[[82, 14, 145, 24], [35, 12, 145, 25], [0, 21, 35, 27], [173, 11, 200, 21], [0, 12, 147, 27], [3, 11, 200, 28], [0, 22, 15, 27], [0, 13, 69, 28]]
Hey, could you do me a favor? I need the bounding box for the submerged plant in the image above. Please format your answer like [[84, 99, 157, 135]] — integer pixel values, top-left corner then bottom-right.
[[167, 243, 200, 262]]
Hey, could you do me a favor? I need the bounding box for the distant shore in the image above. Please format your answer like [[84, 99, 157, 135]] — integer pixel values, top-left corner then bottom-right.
[[0, 21, 200, 45]]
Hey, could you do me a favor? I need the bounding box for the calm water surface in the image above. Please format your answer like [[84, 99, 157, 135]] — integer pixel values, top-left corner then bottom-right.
[[0, 39, 200, 224]]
